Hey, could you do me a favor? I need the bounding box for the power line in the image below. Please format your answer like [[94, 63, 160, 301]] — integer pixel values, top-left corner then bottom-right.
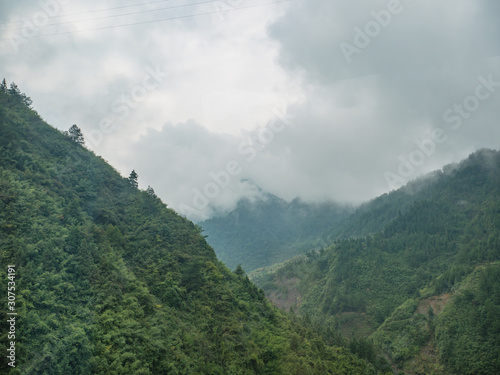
[[4, 0, 219, 32], [43, 0, 174, 19], [0, 0, 175, 27], [1, 0, 291, 40]]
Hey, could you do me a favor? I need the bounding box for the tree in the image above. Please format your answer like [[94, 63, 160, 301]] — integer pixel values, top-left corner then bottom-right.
[[8, 82, 21, 96], [128, 170, 138, 188], [66, 124, 85, 145], [4, 81, 32, 107], [0, 79, 7, 93], [234, 265, 245, 277], [21, 93, 32, 107], [146, 185, 156, 198]]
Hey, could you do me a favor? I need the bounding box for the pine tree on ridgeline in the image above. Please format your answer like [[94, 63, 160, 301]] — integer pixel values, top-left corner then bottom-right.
[[66, 124, 85, 145], [128, 170, 139, 188]]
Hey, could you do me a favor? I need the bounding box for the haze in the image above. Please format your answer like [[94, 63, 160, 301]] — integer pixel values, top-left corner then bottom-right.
[[1, 0, 499, 220]]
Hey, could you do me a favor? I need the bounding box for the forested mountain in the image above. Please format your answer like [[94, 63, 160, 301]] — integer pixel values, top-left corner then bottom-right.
[[0, 83, 378, 374], [252, 149, 500, 374], [200, 162, 457, 274], [322, 163, 469, 241], [200, 191, 352, 272]]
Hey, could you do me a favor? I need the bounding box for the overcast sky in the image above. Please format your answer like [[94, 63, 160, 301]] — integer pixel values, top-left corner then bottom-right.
[[1, 0, 499, 220]]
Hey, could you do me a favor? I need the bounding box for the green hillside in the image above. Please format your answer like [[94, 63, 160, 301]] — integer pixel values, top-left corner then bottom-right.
[[0, 83, 375, 374], [252, 149, 500, 374], [200, 192, 352, 272], [200, 162, 456, 274]]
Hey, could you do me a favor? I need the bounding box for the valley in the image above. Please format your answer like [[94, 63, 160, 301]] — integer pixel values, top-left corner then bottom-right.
[[203, 149, 500, 374]]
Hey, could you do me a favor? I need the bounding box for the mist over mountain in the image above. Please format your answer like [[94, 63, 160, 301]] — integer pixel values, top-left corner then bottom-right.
[[250, 148, 500, 374], [2, 76, 500, 374], [200, 186, 353, 272], [4, 2, 498, 222], [0, 83, 378, 374], [2, 1, 500, 374], [201, 150, 500, 273]]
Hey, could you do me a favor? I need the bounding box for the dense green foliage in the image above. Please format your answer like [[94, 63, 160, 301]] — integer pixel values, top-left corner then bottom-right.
[[201, 194, 352, 272], [200, 160, 461, 274], [435, 263, 500, 374], [0, 84, 373, 374], [253, 150, 500, 374]]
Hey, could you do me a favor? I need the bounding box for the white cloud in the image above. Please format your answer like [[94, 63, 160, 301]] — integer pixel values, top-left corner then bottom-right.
[[1, 0, 499, 220]]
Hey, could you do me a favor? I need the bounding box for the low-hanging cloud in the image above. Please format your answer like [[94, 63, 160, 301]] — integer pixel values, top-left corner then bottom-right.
[[264, 0, 500, 195], [1, 0, 499, 220]]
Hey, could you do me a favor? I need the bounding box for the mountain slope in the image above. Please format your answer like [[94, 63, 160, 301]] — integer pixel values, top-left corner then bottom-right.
[[200, 191, 352, 272], [0, 84, 372, 374], [200, 162, 461, 273], [252, 149, 500, 374]]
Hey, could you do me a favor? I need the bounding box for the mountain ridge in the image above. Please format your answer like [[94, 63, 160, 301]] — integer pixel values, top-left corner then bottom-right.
[[200, 189, 353, 272], [250, 148, 500, 374], [0, 82, 376, 374]]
